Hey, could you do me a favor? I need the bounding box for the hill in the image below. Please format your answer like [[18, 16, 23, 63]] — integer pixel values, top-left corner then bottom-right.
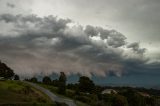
[[0, 80, 54, 105]]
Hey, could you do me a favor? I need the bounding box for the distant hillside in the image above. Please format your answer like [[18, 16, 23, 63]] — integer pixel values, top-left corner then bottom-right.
[[0, 80, 54, 105], [104, 86, 160, 96]]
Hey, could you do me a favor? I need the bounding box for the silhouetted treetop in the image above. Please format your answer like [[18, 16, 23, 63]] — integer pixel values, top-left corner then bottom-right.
[[43, 76, 51, 84], [0, 60, 14, 79], [78, 76, 95, 93]]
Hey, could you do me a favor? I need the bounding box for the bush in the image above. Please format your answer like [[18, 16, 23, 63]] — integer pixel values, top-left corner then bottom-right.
[[20, 85, 33, 94], [102, 94, 128, 106], [112, 95, 128, 106], [42, 76, 51, 84], [91, 101, 106, 106], [75, 95, 91, 104], [14, 74, 20, 80], [30, 77, 38, 83], [55, 101, 68, 106], [66, 90, 75, 98]]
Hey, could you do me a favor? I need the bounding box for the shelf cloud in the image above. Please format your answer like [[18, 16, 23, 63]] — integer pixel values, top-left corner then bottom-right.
[[0, 14, 159, 77]]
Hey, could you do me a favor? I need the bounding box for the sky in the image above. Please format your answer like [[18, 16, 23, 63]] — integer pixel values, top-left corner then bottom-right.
[[0, 0, 160, 87]]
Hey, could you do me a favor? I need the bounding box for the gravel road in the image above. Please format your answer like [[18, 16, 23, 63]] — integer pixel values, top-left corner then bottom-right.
[[25, 81, 77, 106]]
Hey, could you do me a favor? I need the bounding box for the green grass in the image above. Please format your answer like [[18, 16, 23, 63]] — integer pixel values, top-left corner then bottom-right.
[[0, 80, 54, 105]]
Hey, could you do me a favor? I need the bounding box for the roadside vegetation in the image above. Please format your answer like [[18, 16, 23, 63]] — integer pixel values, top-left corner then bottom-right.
[[27, 74, 160, 106], [0, 60, 56, 105], [0, 80, 54, 105]]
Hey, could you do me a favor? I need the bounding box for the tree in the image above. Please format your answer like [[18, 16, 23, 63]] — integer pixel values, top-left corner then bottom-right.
[[78, 76, 95, 93], [0, 60, 14, 79], [112, 95, 128, 106], [58, 72, 66, 94], [102, 94, 128, 106], [67, 83, 78, 90], [30, 77, 38, 83], [52, 79, 59, 86], [14, 74, 20, 80], [43, 76, 51, 84], [121, 89, 145, 106]]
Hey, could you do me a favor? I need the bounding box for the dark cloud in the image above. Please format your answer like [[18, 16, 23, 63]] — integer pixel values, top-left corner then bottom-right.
[[0, 13, 17, 22], [0, 14, 159, 77], [127, 42, 146, 54], [84, 25, 126, 47], [6, 3, 15, 8]]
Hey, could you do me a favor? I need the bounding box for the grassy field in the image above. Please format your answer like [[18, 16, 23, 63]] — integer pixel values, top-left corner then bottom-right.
[[0, 80, 54, 105]]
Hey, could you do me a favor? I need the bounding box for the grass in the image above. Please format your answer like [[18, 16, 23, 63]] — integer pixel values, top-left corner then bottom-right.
[[0, 80, 55, 105]]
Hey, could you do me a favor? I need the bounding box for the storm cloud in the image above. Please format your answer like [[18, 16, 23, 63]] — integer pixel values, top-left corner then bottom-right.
[[6, 3, 15, 8], [0, 14, 159, 77]]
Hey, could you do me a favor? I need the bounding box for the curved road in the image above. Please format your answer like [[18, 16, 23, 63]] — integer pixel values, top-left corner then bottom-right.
[[25, 81, 76, 106]]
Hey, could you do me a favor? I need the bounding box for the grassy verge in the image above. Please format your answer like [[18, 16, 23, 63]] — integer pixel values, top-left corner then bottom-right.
[[0, 80, 54, 105]]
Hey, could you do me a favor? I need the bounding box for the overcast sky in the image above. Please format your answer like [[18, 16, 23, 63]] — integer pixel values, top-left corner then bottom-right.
[[0, 0, 160, 86]]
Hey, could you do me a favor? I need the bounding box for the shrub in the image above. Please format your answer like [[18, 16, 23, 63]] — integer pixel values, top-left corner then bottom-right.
[[55, 101, 68, 106], [75, 95, 91, 104], [66, 90, 75, 98]]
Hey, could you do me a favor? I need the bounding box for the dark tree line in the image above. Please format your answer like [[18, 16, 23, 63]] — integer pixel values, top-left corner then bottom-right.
[[0, 60, 14, 79], [27, 72, 67, 94], [25, 71, 160, 106], [0, 60, 20, 80]]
